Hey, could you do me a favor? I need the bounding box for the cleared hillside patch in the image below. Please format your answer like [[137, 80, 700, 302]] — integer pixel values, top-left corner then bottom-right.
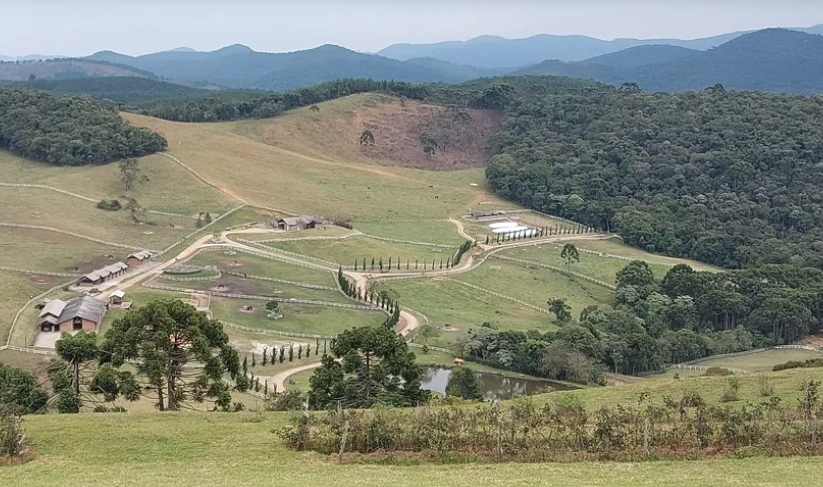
[[570, 237, 720, 272], [688, 348, 823, 373], [237, 93, 503, 170]]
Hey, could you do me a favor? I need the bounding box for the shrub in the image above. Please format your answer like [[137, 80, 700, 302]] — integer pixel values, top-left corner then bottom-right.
[[266, 390, 305, 411], [331, 219, 353, 230], [703, 367, 734, 377], [772, 358, 823, 372], [757, 375, 774, 397], [720, 377, 741, 402], [96, 199, 121, 211], [0, 406, 28, 460]]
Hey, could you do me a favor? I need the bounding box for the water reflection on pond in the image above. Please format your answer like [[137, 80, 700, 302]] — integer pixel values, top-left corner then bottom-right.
[[421, 366, 577, 400]]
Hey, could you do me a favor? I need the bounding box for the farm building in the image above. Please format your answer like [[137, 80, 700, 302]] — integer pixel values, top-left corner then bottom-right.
[[109, 290, 125, 305], [127, 250, 152, 266], [272, 215, 324, 231], [79, 262, 129, 286], [38, 296, 106, 333], [471, 210, 507, 220]]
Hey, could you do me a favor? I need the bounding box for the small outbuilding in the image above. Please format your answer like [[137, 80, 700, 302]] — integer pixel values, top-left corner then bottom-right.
[[127, 250, 152, 267], [109, 290, 125, 306]]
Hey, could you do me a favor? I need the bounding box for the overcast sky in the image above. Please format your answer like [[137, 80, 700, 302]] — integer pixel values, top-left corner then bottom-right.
[[3, 0, 823, 56]]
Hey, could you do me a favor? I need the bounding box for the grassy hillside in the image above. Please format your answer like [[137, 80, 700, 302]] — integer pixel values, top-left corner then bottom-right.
[[123, 94, 487, 219]]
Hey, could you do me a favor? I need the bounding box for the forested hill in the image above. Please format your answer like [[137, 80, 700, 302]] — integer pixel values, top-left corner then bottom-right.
[[17, 77, 212, 105], [515, 29, 823, 94], [0, 87, 167, 165], [486, 85, 823, 269]]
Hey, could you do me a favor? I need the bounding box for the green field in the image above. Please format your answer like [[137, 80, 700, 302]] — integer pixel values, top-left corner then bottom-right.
[[0, 151, 233, 216], [209, 297, 387, 336], [354, 219, 466, 246], [0, 271, 57, 344], [570, 237, 720, 273], [4, 406, 823, 486], [377, 277, 555, 348], [456, 260, 614, 320], [269, 235, 458, 268], [0, 228, 130, 273], [689, 348, 823, 373], [186, 249, 335, 286], [175, 275, 350, 303], [0, 187, 194, 250]]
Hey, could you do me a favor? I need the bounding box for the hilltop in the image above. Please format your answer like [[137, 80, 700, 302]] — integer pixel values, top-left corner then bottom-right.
[[516, 29, 823, 93]]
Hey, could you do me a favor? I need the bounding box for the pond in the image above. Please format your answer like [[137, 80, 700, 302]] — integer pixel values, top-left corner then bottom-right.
[[420, 366, 577, 400]]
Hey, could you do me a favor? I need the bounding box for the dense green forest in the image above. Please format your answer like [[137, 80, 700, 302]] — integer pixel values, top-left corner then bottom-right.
[[18, 77, 211, 104], [0, 87, 167, 165], [462, 259, 823, 382], [486, 85, 823, 269]]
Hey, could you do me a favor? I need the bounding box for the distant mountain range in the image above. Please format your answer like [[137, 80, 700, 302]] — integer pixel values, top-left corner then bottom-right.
[[378, 24, 823, 67], [2, 25, 823, 94], [84, 44, 505, 91], [515, 29, 823, 94]]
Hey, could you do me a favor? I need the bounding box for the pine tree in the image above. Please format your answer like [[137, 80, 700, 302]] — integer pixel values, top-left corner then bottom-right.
[[379, 257, 383, 271], [371, 257, 375, 271], [254, 378, 260, 392], [363, 258, 366, 270], [406, 259, 410, 270], [323, 340, 327, 355], [315, 338, 320, 356], [415, 259, 419, 270], [298, 344, 303, 359], [279, 346, 285, 363], [242, 356, 248, 376], [388, 257, 392, 270], [262, 347, 268, 366], [354, 260, 358, 271], [251, 353, 256, 368], [264, 381, 269, 396], [306, 343, 311, 356], [288, 346, 294, 362], [485, 235, 489, 245], [439, 259, 443, 269]]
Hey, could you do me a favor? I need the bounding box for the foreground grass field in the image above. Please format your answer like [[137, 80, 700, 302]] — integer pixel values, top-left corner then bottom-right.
[[4, 407, 823, 486]]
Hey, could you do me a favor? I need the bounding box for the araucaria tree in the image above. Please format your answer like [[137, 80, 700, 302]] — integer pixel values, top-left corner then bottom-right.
[[560, 243, 580, 270], [359, 130, 375, 146], [548, 297, 572, 323], [308, 326, 429, 409], [100, 299, 244, 411], [445, 367, 483, 400]]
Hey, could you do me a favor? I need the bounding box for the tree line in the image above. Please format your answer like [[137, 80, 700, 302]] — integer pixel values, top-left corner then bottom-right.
[[457, 257, 823, 383], [485, 85, 823, 270], [0, 87, 167, 166]]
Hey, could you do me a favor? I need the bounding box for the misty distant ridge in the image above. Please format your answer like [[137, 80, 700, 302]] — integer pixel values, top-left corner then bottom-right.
[[2, 25, 823, 94]]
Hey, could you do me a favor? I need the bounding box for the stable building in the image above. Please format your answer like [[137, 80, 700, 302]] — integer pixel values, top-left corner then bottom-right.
[[79, 262, 129, 286], [126, 250, 152, 267], [272, 215, 324, 231], [38, 297, 106, 333]]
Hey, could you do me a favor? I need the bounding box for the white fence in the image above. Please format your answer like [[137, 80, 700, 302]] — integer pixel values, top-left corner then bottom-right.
[[491, 254, 617, 290], [156, 204, 247, 257], [441, 278, 551, 315], [221, 269, 336, 291], [0, 265, 79, 278], [0, 222, 146, 251], [225, 323, 332, 340]]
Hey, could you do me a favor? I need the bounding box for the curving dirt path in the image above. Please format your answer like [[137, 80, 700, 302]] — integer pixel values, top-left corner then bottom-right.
[[270, 361, 323, 392]]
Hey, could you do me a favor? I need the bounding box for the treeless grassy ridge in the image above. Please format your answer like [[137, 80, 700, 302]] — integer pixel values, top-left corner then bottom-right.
[[4, 407, 823, 486]]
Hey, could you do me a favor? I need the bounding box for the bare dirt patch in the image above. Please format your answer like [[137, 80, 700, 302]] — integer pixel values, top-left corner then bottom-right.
[[359, 101, 503, 170], [199, 277, 279, 297], [24, 273, 61, 287], [69, 256, 120, 273]]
